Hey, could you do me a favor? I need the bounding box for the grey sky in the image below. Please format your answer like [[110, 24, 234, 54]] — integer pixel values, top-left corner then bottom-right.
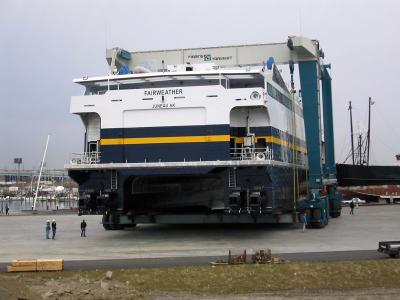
[[0, 0, 399, 169]]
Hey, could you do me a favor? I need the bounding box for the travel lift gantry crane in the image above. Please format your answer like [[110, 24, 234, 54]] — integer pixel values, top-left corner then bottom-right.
[[103, 36, 342, 227]]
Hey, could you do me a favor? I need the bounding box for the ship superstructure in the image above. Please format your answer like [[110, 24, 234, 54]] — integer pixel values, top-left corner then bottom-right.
[[66, 37, 341, 228]]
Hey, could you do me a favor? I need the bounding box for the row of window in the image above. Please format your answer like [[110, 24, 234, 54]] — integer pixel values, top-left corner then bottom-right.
[[87, 77, 265, 96], [266, 83, 303, 117]]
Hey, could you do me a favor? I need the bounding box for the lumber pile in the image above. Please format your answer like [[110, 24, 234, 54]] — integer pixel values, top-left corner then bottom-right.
[[228, 249, 247, 264], [211, 249, 289, 266], [7, 259, 64, 272]]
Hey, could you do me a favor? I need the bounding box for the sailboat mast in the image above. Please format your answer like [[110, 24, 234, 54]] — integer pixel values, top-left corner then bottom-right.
[[349, 101, 355, 165], [358, 133, 362, 165], [367, 97, 372, 166], [33, 135, 50, 211]]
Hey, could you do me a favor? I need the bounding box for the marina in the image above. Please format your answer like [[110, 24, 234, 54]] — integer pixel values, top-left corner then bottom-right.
[[0, 168, 78, 212]]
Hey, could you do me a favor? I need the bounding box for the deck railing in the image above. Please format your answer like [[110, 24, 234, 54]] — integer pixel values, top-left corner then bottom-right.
[[69, 147, 274, 165], [229, 147, 274, 161], [70, 152, 101, 165]]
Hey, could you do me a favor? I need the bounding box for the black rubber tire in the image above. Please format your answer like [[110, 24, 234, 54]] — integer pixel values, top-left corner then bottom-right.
[[389, 253, 399, 258], [311, 220, 325, 229], [102, 214, 125, 230], [109, 224, 125, 230], [102, 214, 111, 230], [124, 224, 137, 228], [330, 211, 341, 218]]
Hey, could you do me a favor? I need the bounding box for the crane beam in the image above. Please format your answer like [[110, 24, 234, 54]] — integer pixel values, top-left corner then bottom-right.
[[106, 36, 320, 73]]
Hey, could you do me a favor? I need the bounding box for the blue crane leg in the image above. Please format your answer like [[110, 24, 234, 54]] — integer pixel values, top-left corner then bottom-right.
[[321, 66, 336, 179], [321, 66, 342, 218], [299, 61, 322, 192]]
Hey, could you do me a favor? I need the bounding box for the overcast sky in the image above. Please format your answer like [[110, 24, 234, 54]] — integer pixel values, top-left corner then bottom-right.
[[0, 0, 399, 169]]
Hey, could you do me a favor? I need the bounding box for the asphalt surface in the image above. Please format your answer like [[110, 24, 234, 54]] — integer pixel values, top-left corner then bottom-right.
[[0, 250, 388, 273], [0, 205, 399, 271]]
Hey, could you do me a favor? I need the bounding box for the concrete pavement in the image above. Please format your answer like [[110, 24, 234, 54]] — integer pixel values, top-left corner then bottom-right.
[[0, 205, 398, 263]]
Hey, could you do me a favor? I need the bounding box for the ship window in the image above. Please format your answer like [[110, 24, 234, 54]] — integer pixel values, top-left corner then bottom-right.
[[116, 78, 221, 90], [272, 65, 289, 93], [267, 82, 301, 116], [229, 77, 264, 89]]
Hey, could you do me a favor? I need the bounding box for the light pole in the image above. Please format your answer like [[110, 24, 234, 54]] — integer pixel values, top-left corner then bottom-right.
[[14, 158, 22, 203]]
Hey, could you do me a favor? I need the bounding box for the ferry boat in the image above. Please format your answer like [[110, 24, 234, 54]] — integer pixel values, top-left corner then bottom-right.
[[66, 41, 312, 228]]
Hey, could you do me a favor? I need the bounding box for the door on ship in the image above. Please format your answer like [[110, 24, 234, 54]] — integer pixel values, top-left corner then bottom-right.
[[82, 112, 101, 163]]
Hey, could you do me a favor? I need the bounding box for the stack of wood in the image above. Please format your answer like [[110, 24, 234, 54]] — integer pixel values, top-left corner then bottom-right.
[[271, 256, 288, 264], [228, 249, 247, 264], [7, 259, 64, 272], [252, 249, 272, 264], [210, 249, 289, 266]]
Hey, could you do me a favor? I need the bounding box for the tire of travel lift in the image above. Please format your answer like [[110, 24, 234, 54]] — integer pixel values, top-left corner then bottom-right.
[[102, 214, 111, 230], [124, 224, 137, 228], [102, 214, 124, 230], [330, 211, 341, 218]]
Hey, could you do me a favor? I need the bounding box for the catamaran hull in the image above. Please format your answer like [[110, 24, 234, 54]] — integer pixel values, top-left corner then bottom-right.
[[69, 163, 307, 224]]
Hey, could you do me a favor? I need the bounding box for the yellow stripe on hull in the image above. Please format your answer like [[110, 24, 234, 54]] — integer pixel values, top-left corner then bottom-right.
[[100, 134, 306, 153], [233, 136, 306, 153], [100, 135, 231, 145]]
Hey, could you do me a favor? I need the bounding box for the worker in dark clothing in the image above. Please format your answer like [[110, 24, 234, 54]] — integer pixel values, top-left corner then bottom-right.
[[350, 200, 355, 215], [81, 219, 87, 237], [45, 220, 51, 239], [51, 219, 57, 239]]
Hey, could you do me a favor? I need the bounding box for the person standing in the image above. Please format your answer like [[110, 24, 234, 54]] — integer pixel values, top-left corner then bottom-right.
[[300, 211, 307, 232], [51, 219, 57, 239], [81, 219, 87, 237], [350, 200, 355, 215], [5, 204, 9, 215], [45, 220, 51, 239]]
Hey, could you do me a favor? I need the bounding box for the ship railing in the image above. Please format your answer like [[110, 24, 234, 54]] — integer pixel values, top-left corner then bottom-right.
[[70, 152, 101, 165], [229, 147, 274, 161]]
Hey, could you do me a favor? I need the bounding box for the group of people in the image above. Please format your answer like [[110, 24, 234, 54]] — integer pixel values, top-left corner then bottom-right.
[[0, 203, 10, 215], [45, 219, 57, 239], [44, 219, 87, 239]]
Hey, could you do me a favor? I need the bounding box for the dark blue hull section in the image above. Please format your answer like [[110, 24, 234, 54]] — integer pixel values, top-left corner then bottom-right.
[[101, 142, 230, 163], [69, 165, 307, 218]]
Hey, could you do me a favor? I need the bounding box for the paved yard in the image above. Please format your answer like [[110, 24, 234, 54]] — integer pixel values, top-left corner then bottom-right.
[[0, 205, 398, 262]]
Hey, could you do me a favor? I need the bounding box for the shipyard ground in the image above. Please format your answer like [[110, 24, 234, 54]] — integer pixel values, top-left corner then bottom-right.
[[1, 261, 400, 299], [0, 205, 398, 263], [0, 205, 399, 299]]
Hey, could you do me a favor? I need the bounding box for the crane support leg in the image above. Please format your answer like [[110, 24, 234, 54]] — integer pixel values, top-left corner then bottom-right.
[[298, 61, 328, 227], [321, 66, 342, 217], [299, 61, 322, 192]]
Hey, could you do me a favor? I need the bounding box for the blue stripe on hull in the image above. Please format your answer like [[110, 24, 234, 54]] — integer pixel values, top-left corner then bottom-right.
[[101, 142, 230, 163], [102, 124, 230, 139], [99, 125, 306, 164]]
